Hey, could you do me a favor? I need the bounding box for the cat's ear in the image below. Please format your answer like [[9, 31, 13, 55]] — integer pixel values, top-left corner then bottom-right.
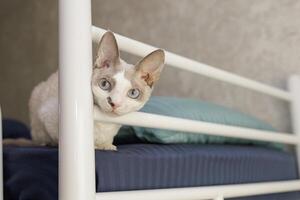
[[135, 49, 165, 88], [95, 31, 120, 68]]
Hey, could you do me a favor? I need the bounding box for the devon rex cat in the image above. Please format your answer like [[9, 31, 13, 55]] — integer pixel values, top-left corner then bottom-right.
[[5, 31, 165, 150]]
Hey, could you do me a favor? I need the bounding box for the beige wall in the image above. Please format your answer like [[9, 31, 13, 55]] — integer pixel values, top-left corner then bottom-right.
[[1, 0, 300, 132]]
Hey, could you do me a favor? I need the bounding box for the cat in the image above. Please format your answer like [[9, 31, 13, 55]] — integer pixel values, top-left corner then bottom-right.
[[4, 31, 165, 150]]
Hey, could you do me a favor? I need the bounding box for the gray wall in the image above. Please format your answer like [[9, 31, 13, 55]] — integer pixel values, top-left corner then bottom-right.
[[1, 0, 300, 132], [0, 0, 58, 124]]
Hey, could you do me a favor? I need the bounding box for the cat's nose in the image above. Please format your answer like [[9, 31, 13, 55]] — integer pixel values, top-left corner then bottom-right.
[[107, 97, 120, 108]]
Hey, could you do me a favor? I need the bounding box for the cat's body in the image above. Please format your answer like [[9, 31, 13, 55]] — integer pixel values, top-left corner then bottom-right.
[[29, 71, 59, 146], [4, 31, 165, 150], [29, 71, 121, 150]]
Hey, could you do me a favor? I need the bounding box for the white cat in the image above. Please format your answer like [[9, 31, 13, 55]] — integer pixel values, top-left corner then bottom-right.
[[4, 31, 165, 150]]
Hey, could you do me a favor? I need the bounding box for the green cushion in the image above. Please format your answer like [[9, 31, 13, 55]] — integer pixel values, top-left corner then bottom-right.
[[118, 96, 284, 150]]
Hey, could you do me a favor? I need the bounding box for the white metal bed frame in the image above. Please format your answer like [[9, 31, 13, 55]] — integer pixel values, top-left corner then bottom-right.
[[1, 0, 300, 199]]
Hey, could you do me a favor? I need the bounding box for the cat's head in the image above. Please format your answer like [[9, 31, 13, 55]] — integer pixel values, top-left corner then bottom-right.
[[92, 31, 165, 115]]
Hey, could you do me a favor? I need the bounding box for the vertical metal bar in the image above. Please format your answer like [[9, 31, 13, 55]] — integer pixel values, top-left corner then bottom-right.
[[288, 75, 300, 175], [214, 195, 224, 200], [0, 107, 3, 200], [58, 0, 95, 200]]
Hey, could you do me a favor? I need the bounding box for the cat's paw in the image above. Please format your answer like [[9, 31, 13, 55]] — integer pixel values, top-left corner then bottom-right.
[[95, 143, 117, 151]]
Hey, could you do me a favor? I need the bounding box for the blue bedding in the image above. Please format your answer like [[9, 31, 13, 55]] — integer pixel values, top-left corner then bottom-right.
[[3, 144, 299, 200], [2, 120, 300, 200]]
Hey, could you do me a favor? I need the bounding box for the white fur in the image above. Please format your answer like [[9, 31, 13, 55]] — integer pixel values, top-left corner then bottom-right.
[[28, 32, 164, 151], [29, 72, 121, 150], [111, 71, 131, 107], [92, 71, 131, 150], [29, 72, 59, 146]]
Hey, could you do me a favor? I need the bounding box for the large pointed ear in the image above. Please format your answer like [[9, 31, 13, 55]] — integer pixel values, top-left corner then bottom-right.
[[95, 31, 120, 68], [135, 49, 165, 88]]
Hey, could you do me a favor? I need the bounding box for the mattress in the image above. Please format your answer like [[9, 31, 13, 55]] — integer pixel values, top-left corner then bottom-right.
[[3, 144, 300, 200]]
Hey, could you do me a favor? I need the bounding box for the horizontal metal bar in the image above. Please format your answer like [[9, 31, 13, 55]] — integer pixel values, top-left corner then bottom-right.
[[96, 180, 300, 200], [92, 26, 291, 102], [94, 108, 299, 145]]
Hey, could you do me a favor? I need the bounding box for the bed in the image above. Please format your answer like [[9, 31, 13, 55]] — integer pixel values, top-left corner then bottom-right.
[[1, 3, 300, 198], [2, 120, 300, 200]]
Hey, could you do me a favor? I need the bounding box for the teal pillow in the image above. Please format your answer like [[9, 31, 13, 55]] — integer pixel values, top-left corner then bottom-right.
[[122, 96, 284, 150]]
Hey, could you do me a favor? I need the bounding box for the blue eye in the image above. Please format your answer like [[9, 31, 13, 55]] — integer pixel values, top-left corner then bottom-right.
[[99, 78, 111, 91], [128, 88, 140, 99]]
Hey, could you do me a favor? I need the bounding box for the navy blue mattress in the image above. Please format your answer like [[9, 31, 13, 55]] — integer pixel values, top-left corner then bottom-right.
[[3, 144, 299, 200], [2, 119, 300, 200]]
